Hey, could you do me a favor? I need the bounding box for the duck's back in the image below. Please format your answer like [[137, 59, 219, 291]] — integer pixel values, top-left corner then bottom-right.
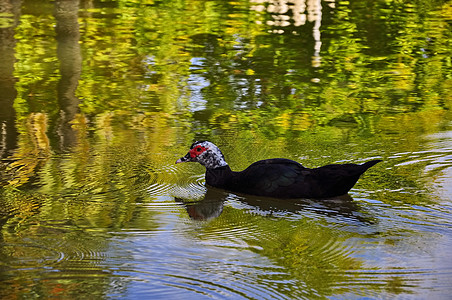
[[225, 158, 305, 198], [224, 159, 380, 198]]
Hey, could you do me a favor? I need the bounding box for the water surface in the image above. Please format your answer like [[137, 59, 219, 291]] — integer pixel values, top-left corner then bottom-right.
[[0, 0, 451, 299]]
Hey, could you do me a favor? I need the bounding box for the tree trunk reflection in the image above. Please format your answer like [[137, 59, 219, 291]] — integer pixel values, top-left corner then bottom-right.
[[0, 0, 20, 158], [54, 0, 82, 150]]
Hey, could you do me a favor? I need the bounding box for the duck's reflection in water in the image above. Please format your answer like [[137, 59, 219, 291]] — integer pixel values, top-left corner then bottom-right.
[[175, 188, 225, 220], [176, 186, 375, 224]]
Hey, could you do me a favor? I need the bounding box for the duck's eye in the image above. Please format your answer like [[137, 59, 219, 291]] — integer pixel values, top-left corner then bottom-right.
[[196, 147, 202, 152]]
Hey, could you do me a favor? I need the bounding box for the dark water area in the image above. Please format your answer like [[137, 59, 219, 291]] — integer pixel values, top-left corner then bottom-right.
[[0, 0, 451, 299]]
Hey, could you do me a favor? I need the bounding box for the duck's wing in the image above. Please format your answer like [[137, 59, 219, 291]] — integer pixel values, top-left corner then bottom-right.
[[233, 158, 307, 196]]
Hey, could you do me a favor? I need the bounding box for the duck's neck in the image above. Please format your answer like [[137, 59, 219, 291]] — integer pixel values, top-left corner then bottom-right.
[[200, 152, 228, 169], [205, 165, 234, 188]]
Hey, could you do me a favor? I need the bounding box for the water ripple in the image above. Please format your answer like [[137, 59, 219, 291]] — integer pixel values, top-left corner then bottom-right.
[[143, 163, 206, 200]]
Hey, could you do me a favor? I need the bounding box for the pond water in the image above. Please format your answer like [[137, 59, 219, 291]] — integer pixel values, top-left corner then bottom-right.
[[0, 0, 451, 299]]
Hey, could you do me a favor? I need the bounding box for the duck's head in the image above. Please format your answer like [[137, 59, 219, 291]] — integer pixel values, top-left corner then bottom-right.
[[176, 141, 228, 169]]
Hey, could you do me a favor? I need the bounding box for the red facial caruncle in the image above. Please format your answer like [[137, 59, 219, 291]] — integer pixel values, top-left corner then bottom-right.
[[189, 146, 207, 158]]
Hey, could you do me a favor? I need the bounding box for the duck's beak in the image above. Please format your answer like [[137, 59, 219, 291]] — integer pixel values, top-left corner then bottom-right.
[[176, 152, 191, 164]]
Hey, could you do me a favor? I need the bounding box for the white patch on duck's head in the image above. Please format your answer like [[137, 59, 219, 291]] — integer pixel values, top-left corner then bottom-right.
[[190, 141, 228, 169], [176, 141, 228, 169]]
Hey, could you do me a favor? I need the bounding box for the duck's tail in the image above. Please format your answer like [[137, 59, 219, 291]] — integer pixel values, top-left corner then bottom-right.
[[361, 160, 382, 171]]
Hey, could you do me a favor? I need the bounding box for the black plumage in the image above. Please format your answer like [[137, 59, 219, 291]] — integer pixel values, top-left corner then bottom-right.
[[176, 141, 381, 199]]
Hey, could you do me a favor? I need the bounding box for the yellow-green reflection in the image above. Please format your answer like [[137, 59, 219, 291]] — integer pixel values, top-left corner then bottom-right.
[[0, 0, 451, 298]]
